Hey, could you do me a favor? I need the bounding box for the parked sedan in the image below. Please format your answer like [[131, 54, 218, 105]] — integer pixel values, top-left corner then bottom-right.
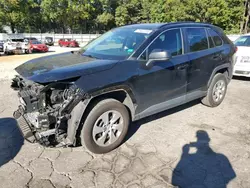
[[233, 35, 250, 77], [58, 38, 79, 47], [3, 38, 30, 55], [30, 40, 48, 53]]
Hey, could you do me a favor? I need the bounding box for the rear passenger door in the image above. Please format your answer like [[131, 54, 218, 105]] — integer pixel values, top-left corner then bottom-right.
[[184, 27, 223, 98]]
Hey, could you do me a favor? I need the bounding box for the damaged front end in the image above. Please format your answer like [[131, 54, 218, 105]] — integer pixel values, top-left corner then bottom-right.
[[11, 75, 88, 147]]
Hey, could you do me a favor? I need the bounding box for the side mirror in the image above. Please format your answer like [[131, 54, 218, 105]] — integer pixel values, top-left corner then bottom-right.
[[146, 50, 172, 67]]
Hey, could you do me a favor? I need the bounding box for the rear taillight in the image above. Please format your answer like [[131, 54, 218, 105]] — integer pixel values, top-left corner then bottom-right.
[[235, 46, 238, 53]]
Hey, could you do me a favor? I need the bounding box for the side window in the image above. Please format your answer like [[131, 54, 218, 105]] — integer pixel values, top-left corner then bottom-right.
[[245, 38, 250, 46], [208, 29, 223, 47], [207, 30, 215, 48], [186, 28, 208, 52], [141, 29, 182, 60]]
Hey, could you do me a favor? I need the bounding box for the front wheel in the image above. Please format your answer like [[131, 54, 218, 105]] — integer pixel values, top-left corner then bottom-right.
[[81, 99, 129, 154], [202, 73, 227, 107], [4, 47, 9, 55], [25, 49, 32, 54]]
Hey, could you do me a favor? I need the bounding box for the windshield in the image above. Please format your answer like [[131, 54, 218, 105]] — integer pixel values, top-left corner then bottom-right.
[[11, 39, 24, 42], [234, 36, 250, 46], [81, 28, 153, 60], [32, 41, 42, 44]]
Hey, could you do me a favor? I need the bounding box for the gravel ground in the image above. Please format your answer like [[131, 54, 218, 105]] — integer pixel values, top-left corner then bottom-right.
[[0, 48, 250, 188]]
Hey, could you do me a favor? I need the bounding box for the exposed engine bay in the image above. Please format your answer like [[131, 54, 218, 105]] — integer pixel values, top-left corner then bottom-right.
[[11, 75, 87, 147]]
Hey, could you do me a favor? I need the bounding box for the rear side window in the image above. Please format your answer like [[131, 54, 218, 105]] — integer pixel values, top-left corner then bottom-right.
[[186, 28, 208, 52], [208, 28, 223, 47]]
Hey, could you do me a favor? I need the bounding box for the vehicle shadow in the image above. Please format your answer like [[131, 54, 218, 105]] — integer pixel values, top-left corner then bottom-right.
[[0, 118, 24, 167], [232, 75, 250, 81], [31, 51, 56, 54], [125, 99, 200, 142], [171, 130, 236, 187]]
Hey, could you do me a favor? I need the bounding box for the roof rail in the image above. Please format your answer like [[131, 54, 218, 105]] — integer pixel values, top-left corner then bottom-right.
[[160, 21, 210, 28]]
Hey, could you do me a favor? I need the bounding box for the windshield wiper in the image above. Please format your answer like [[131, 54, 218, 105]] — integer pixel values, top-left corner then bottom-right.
[[82, 54, 94, 58], [71, 50, 100, 59], [82, 54, 101, 59]]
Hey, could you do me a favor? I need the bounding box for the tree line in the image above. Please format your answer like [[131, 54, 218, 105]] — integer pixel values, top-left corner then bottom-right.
[[0, 0, 249, 34]]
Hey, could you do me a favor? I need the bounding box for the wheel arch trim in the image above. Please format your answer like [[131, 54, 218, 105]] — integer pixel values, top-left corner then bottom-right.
[[90, 85, 137, 120], [66, 86, 137, 145], [207, 63, 232, 88]]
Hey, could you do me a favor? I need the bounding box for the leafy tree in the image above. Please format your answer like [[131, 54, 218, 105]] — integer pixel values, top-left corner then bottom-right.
[[97, 12, 115, 31], [149, 0, 186, 23], [115, 5, 130, 26], [25, 0, 44, 32], [96, 0, 118, 31], [0, 0, 28, 33], [0, 0, 248, 34]]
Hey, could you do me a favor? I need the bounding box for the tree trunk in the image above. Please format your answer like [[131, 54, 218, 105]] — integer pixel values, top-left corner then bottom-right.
[[10, 23, 15, 33], [240, 0, 247, 33], [244, 0, 250, 33]]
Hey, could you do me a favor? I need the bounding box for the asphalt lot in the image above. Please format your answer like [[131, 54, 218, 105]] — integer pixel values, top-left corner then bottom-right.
[[0, 47, 250, 188]]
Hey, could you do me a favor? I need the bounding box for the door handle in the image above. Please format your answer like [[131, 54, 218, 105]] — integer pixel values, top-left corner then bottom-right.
[[177, 64, 189, 70]]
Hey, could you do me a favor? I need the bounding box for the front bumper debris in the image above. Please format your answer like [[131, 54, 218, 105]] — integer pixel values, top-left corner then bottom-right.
[[13, 108, 37, 143]]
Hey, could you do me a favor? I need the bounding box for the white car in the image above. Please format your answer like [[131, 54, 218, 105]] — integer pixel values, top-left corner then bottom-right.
[[233, 35, 250, 77], [3, 38, 30, 55]]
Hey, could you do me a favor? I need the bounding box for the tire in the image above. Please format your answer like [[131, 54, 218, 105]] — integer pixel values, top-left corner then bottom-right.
[[201, 73, 227, 107], [59, 43, 62, 47], [4, 47, 8, 55], [25, 49, 31, 54], [81, 99, 130, 154]]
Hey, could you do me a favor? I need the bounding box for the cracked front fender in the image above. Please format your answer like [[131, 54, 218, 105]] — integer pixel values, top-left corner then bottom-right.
[[66, 99, 91, 145]]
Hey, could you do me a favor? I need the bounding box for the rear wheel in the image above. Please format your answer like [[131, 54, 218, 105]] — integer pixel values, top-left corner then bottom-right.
[[81, 99, 129, 154], [202, 73, 227, 107]]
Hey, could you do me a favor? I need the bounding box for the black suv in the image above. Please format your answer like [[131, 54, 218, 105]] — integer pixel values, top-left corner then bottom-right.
[[12, 22, 235, 153]]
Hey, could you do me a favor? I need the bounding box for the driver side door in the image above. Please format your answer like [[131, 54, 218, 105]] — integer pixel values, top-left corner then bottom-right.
[[133, 28, 190, 119]]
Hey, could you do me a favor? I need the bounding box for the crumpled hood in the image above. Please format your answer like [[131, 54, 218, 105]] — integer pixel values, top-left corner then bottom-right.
[[15, 52, 119, 83]]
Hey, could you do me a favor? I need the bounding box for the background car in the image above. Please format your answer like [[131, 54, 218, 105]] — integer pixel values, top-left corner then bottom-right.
[[58, 38, 79, 47], [30, 40, 48, 53], [233, 35, 250, 77], [24, 37, 38, 42], [3, 38, 30, 55], [44, 37, 54, 46]]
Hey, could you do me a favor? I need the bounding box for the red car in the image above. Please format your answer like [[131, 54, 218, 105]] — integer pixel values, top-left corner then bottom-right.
[[30, 40, 48, 53], [58, 39, 79, 47]]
